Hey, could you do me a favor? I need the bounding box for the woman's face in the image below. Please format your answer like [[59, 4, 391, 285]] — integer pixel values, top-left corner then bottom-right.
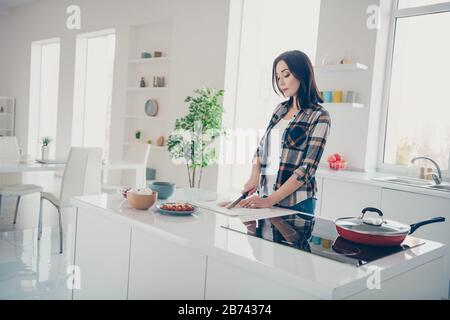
[[276, 60, 300, 98]]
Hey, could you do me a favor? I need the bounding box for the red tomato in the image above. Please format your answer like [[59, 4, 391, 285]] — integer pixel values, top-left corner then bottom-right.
[[327, 154, 337, 163]]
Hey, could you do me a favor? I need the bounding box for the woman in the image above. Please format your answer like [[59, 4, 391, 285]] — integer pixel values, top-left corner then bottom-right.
[[238, 50, 330, 215]]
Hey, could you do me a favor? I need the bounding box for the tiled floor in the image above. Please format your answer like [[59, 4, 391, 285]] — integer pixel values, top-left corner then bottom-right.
[[0, 172, 76, 300]]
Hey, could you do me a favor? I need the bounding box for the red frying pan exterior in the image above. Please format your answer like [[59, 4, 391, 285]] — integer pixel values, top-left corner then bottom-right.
[[336, 225, 406, 246], [335, 207, 445, 247]]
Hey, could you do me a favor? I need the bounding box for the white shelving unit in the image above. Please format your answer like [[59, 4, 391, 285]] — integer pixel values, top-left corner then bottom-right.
[[314, 63, 368, 73], [124, 20, 173, 160], [127, 87, 169, 92], [315, 62, 368, 108], [123, 142, 166, 150], [128, 57, 171, 64], [0, 96, 15, 136], [125, 115, 167, 121]]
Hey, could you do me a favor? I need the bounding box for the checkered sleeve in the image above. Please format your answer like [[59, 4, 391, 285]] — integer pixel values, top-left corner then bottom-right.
[[252, 134, 263, 164], [252, 146, 259, 164], [292, 111, 331, 183]]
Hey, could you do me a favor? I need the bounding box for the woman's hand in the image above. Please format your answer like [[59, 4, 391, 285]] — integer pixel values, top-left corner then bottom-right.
[[242, 177, 259, 195], [237, 195, 274, 209]]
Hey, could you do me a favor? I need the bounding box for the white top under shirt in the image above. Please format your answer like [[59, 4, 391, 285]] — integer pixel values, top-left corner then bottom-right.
[[262, 118, 291, 197], [261, 117, 291, 241]]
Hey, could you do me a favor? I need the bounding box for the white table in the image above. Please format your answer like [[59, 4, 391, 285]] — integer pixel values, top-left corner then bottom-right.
[[0, 160, 147, 188]]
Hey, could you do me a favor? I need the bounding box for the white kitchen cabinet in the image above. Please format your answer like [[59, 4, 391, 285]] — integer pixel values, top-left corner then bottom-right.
[[320, 179, 382, 219], [346, 257, 446, 299], [380, 188, 449, 247], [73, 209, 131, 300], [128, 228, 207, 299], [204, 257, 317, 299], [380, 188, 450, 297]]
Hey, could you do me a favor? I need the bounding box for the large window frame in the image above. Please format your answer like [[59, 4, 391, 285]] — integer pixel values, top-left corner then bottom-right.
[[377, 0, 450, 176], [72, 28, 116, 160], [28, 37, 61, 159]]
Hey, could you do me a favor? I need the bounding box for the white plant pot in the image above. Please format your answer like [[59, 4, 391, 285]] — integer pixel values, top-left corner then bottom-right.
[[41, 145, 49, 160]]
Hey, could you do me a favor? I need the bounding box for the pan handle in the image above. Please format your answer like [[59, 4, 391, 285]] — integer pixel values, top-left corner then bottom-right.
[[409, 217, 446, 235], [361, 207, 383, 217]]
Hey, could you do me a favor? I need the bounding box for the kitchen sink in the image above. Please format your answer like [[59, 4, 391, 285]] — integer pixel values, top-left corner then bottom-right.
[[427, 184, 450, 192], [373, 176, 450, 192], [373, 176, 434, 187]]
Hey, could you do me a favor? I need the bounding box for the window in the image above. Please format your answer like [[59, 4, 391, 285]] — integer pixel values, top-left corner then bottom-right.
[[398, 0, 450, 9], [381, 1, 450, 171], [72, 29, 116, 160], [28, 38, 60, 159]]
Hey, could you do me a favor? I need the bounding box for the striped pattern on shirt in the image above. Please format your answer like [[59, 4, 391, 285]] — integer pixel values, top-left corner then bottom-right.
[[253, 101, 331, 207]]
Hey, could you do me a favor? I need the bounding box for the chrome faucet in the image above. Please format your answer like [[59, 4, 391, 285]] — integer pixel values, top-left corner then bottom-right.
[[411, 156, 442, 185]]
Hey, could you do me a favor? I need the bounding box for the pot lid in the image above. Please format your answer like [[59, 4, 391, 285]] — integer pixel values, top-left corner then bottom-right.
[[335, 207, 410, 236]]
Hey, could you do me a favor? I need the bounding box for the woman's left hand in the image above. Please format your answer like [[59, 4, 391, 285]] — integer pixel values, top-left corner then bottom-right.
[[237, 195, 274, 209]]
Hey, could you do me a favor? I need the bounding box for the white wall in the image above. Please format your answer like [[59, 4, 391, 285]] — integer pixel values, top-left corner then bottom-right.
[[0, 0, 230, 190], [315, 0, 390, 171]]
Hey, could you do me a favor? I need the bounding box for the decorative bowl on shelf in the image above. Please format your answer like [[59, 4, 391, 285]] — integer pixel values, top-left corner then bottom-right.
[[148, 181, 175, 199]]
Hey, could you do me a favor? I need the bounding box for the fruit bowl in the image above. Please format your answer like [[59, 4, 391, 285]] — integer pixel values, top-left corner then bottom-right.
[[126, 189, 158, 210]]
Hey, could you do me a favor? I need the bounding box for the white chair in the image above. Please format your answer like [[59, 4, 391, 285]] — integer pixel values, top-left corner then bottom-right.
[[38, 147, 102, 254], [0, 137, 43, 223], [102, 142, 150, 192]]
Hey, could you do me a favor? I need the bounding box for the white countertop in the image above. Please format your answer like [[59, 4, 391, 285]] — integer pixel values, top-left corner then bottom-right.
[[316, 167, 450, 199], [71, 190, 447, 299]]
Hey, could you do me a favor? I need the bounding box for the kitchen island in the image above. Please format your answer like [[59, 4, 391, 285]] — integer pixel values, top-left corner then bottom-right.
[[70, 190, 448, 300]]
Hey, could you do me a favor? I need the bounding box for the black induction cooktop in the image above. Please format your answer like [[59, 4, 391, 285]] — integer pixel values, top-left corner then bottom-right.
[[222, 212, 425, 267]]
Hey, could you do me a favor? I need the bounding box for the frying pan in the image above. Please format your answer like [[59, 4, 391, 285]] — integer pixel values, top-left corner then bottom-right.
[[335, 207, 445, 246]]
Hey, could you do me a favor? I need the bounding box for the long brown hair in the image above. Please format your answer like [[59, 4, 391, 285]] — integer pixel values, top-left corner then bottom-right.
[[272, 50, 323, 108]]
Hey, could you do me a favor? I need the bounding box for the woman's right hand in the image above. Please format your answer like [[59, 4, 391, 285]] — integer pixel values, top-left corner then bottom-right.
[[242, 177, 259, 195]]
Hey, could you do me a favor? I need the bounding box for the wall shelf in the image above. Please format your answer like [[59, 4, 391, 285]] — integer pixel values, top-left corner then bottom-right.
[[127, 87, 168, 92], [124, 142, 166, 150], [125, 115, 167, 121], [315, 63, 368, 73], [322, 102, 364, 108], [128, 57, 170, 64], [0, 97, 15, 136]]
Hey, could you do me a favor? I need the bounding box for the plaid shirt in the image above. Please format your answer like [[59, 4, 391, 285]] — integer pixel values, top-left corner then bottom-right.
[[253, 101, 331, 207]]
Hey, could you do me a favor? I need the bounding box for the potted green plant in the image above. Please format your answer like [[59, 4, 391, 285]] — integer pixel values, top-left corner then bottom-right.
[[41, 136, 52, 160], [167, 87, 225, 189], [135, 130, 142, 141]]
